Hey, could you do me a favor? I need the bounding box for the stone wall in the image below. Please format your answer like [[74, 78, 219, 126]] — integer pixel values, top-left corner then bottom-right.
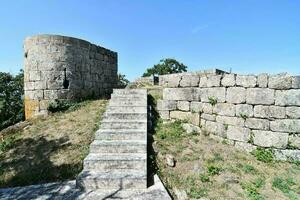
[[24, 34, 118, 119], [157, 70, 300, 160]]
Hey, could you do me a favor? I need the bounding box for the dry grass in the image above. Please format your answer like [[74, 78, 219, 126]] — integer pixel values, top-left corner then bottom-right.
[[0, 99, 107, 188], [153, 120, 300, 200]]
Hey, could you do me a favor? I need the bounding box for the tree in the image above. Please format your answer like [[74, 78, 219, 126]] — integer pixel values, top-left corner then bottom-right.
[[0, 70, 24, 130], [142, 58, 188, 77], [117, 73, 130, 88]]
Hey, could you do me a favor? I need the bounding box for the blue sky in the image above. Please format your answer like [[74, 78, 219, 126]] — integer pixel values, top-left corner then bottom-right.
[[0, 0, 299, 80]]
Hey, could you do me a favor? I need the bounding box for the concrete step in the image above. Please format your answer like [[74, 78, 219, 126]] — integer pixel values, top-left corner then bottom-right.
[[95, 129, 146, 140], [107, 106, 147, 113], [83, 153, 146, 171], [101, 120, 147, 129], [90, 140, 146, 153], [103, 112, 147, 120], [113, 89, 147, 96], [77, 170, 147, 190]]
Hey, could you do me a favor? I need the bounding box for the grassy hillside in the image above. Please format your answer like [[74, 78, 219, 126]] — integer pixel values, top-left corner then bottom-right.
[[152, 120, 300, 200], [0, 99, 107, 188]]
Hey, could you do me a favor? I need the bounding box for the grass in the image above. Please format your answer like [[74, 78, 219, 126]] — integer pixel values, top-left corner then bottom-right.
[[152, 120, 300, 199], [0, 99, 107, 188]]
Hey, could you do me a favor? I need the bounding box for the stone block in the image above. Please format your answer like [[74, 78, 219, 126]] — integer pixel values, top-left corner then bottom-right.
[[201, 113, 216, 121], [159, 110, 170, 120], [216, 116, 244, 127], [182, 123, 201, 134], [274, 149, 300, 161], [44, 90, 58, 99], [170, 111, 200, 125], [246, 88, 274, 105], [177, 101, 190, 111], [221, 74, 235, 86], [199, 87, 226, 103], [289, 135, 300, 149], [270, 119, 300, 133], [235, 141, 257, 153], [206, 75, 222, 87], [160, 74, 181, 87], [245, 118, 269, 130], [253, 130, 288, 148], [268, 73, 292, 89], [180, 74, 199, 87], [286, 107, 300, 119], [190, 102, 213, 114], [213, 103, 235, 116], [205, 121, 226, 137], [257, 73, 268, 88], [236, 75, 257, 87], [157, 100, 177, 111], [275, 89, 300, 106], [292, 76, 300, 89], [236, 104, 253, 118], [254, 105, 285, 119], [25, 90, 43, 100], [227, 126, 250, 142], [29, 71, 41, 81], [226, 87, 246, 103], [25, 82, 35, 90], [34, 81, 47, 90], [163, 88, 197, 101]]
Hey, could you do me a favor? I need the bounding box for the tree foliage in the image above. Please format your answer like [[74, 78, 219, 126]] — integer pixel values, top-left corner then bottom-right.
[[142, 58, 188, 77], [117, 73, 130, 88], [0, 70, 24, 130]]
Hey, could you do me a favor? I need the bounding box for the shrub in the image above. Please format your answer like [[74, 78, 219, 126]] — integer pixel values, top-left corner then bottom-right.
[[207, 165, 222, 175], [208, 96, 217, 106], [251, 147, 274, 163]]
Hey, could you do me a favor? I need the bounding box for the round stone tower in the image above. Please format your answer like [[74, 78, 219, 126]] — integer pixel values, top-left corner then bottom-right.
[[24, 34, 118, 119]]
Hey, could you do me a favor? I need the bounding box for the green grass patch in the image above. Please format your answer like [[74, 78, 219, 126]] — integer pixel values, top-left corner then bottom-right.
[[241, 178, 265, 200], [251, 147, 274, 163], [272, 177, 299, 200]]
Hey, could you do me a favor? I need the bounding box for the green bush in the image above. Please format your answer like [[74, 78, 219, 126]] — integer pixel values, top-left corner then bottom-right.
[[47, 99, 85, 113]]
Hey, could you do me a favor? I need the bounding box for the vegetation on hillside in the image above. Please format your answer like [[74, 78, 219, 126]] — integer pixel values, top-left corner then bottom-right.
[[117, 73, 130, 88], [0, 99, 107, 188], [0, 71, 24, 131], [143, 58, 187, 77]]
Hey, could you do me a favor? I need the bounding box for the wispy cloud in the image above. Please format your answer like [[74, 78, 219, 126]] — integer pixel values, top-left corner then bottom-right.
[[191, 25, 209, 34]]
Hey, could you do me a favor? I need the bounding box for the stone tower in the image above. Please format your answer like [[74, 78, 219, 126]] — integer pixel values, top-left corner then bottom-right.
[[24, 34, 118, 119]]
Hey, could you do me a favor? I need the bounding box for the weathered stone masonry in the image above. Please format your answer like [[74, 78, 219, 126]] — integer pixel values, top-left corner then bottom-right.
[[24, 34, 118, 119], [157, 70, 300, 160]]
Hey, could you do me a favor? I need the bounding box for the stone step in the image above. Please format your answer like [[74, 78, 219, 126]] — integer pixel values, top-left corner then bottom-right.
[[90, 140, 146, 153], [77, 170, 147, 190], [109, 100, 147, 107], [101, 120, 147, 129], [113, 89, 147, 96], [111, 93, 147, 99], [95, 129, 146, 140], [83, 153, 146, 171], [107, 106, 147, 113], [103, 112, 147, 120]]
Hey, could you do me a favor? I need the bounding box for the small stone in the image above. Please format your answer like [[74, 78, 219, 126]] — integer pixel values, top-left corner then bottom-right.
[[165, 154, 175, 167], [289, 135, 300, 148], [174, 188, 188, 200], [205, 121, 226, 137], [182, 123, 201, 134]]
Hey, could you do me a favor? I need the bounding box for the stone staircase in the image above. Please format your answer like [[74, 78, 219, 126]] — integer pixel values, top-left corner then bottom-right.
[[76, 89, 148, 191]]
